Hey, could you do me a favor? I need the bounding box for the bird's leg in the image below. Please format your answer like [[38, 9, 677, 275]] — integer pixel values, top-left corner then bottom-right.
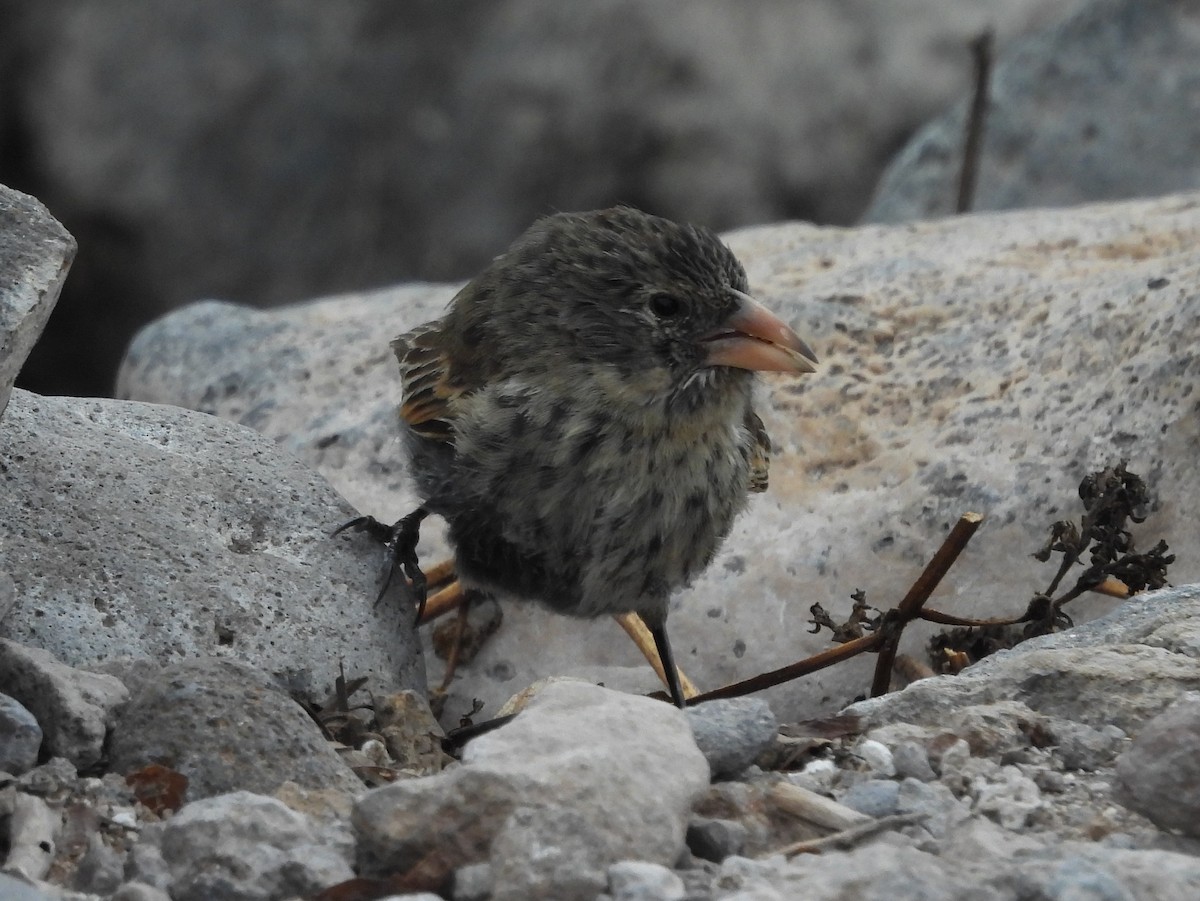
[[613, 612, 699, 702], [437, 594, 475, 692], [333, 508, 430, 619], [647, 617, 688, 709]]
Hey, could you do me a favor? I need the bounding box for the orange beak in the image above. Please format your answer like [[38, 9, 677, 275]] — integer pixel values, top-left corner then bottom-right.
[[701, 290, 818, 374]]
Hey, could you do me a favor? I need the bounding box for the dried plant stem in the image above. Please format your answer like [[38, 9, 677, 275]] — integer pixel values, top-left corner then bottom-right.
[[870, 512, 983, 696], [689, 631, 881, 704], [956, 29, 994, 213]]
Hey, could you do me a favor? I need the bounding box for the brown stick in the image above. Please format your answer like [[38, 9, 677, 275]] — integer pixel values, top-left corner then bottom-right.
[[917, 607, 1028, 628], [870, 512, 983, 696], [773, 812, 928, 857], [688, 631, 883, 704], [956, 29, 994, 214]]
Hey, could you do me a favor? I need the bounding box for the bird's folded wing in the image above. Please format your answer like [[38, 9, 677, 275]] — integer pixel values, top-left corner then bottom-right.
[[392, 321, 464, 443], [748, 410, 770, 493]]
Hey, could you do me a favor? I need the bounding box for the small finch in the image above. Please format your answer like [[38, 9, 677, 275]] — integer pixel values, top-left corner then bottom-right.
[[345, 207, 816, 707]]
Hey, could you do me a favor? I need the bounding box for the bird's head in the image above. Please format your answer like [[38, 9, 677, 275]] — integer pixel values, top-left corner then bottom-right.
[[455, 207, 817, 411]]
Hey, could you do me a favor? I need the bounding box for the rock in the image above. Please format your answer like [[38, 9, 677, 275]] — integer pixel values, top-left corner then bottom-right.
[[606, 860, 686, 901], [115, 191, 1200, 724], [374, 689, 452, 774], [685, 697, 777, 779], [0, 570, 15, 622], [105, 657, 363, 800], [895, 778, 971, 841], [891, 741, 937, 782], [998, 844, 1200, 901], [0, 389, 425, 702], [0, 184, 75, 417], [1115, 693, 1200, 838], [71, 833, 125, 895], [1052, 721, 1128, 772], [0, 874, 56, 901], [686, 817, 747, 863], [850, 588, 1200, 740], [712, 839, 1200, 899], [9, 2, 1061, 397], [353, 682, 708, 900], [714, 843, 971, 900], [111, 885, 172, 901], [450, 862, 492, 901], [865, 0, 1200, 224], [5, 792, 60, 881], [0, 693, 42, 774], [970, 765, 1044, 831], [855, 739, 895, 777], [15, 756, 78, 801], [0, 640, 127, 770], [148, 791, 355, 901], [839, 779, 900, 818]]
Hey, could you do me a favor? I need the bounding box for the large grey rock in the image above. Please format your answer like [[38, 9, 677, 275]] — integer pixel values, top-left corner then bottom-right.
[[714, 841, 1200, 900], [848, 585, 1200, 734], [116, 192, 1200, 724], [105, 657, 364, 800], [0, 184, 75, 417], [353, 682, 708, 900], [9, 0, 1062, 396], [865, 0, 1200, 223], [0, 389, 425, 701]]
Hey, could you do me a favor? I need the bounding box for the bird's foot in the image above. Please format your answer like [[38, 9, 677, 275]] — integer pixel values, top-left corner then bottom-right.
[[333, 508, 430, 620]]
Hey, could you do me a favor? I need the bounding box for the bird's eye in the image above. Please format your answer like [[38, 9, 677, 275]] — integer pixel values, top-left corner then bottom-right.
[[648, 293, 683, 318]]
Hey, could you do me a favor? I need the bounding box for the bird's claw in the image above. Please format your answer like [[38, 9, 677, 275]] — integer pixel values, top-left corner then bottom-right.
[[333, 509, 429, 622]]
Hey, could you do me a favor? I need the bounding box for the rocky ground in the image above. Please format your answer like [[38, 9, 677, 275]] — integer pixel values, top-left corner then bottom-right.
[[4, 171, 1200, 899], [5, 5, 1200, 889]]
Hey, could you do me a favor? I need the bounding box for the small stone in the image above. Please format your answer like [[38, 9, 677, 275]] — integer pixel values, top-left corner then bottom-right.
[[110, 808, 140, 829], [1055, 721, 1128, 771], [0, 693, 42, 775], [972, 765, 1044, 831], [111, 883, 173, 901], [896, 778, 969, 840], [839, 779, 900, 818], [73, 832, 125, 895], [892, 741, 937, 782], [451, 862, 492, 901], [1033, 769, 1068, 794], [686, 817, 747, 863], [685, 697, 777, 779], [856, 739, 895, 777], [607, 860, 686, 901], [932, 738, 970, 777]]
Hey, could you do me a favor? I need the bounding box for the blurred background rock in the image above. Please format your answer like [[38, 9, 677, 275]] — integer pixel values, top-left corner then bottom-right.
[[0, 0, 1110, 396]]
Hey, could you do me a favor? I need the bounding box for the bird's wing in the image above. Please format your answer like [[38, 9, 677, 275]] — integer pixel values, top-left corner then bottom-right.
[[391, 321, 472, 444], [747, 410, 771, 493]]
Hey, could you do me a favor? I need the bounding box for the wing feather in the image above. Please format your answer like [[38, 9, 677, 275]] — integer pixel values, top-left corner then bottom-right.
[[747, 410, 770, 493], [392, 322, 464, 443]]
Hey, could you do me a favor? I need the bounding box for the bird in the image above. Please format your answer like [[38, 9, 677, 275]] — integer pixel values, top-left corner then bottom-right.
[[339, 206, 816, 708]]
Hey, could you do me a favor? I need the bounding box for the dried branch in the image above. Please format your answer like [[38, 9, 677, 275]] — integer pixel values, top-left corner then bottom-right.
[[956, 29, 994, 213]]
